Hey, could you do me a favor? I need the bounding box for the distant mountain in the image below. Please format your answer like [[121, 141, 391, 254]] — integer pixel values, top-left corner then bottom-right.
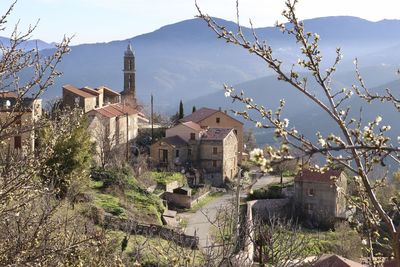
[[186, 67, 400, 145], [0, 37, 55, 51], [14, 16, 400, 112]]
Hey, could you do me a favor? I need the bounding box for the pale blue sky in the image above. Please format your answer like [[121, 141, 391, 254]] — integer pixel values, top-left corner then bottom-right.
[[2, 0, 400, 45]]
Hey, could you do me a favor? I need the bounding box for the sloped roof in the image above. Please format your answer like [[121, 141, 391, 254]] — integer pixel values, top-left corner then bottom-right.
[[0, 91, 18, 98], [159, 135, 188, 147], [181, 121, 203, 131], [314, 254, 365, 267], [180, 107, 219, 123], [63, 84, 95, 98], [295, 169, 343, 184], [81, 86, 101, 96], [97, 86, 121, 96], [88, 103, 138, 118], [181, 107, 243, 125], [201, 128, 233, 141], [0, 91, 37, 110]]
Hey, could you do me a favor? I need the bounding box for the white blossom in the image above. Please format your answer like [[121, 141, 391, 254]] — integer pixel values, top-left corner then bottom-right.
[[375, 115, 382, 125], [249, 148, 264, 164], [318, 138, 326, 147], [283, 118, 289, 127]]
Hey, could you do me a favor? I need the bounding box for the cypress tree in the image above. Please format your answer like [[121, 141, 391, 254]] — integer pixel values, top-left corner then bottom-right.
[[192, 106, 196, 113], [178, 100, 184, 119]]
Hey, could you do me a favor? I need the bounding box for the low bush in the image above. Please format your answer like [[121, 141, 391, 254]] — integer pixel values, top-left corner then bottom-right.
[[248, 187, 285, 200]]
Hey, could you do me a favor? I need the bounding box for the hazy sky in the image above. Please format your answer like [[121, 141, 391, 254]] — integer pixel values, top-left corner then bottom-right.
[[2, 0, 400, 45]]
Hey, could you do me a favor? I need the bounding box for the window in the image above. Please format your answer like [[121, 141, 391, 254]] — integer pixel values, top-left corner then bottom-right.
[[216, 117, 220, 123], [213, 147, 218, 154], [188, 149, 192, 157], [176, 149, 180, 158], [14, 136, 22, 149], [306, 203, 314, 214], [308, 188, 315, 196], [15, 115, 22, 126], [159, 149, 168, 162], [234, 129, 238, 135], [190, 133, 195, 140], [212, 160, 217, 167]]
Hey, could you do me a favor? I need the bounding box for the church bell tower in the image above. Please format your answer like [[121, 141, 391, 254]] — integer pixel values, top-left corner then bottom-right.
[[121, 43, 137, 107]]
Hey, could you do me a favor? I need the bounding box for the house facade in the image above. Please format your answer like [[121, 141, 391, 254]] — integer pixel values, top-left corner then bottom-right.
[[150, 120, 239, 187], [0, 92, 42, 151], [294, 169, 347, 225], [180, 107, 244, 163]]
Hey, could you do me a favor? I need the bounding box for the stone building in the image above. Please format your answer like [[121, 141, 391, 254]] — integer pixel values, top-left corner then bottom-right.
[[294, 168, 348, 225], [0, 92, 42, 151], [86, 103, 140, 146], [62, 44, 147, 163], [180, 107, 244, 163], [150, 135, 189, 169], [63, 84, 120, 112], [150, 120, 239, 187]]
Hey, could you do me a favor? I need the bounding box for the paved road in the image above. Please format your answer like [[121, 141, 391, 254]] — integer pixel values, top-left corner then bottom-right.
[[251, 174, 293, 191], [183, 175, 294, 248], [184, 193, 234, 248]]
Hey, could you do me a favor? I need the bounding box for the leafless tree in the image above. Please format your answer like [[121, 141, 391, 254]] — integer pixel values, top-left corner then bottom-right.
[[196, 0, 400, 265], [0, 2, 123, 266]]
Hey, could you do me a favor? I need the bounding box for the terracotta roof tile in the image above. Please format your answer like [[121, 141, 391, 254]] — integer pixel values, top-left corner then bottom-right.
[[160, 135, 188, 147], [88, 103, 139, 118], [81, 86, 101, 95], [0, 91, 18, 98], [201, 128, 233, 141], [295, 169, 343, 184], [182, 121, 203, 131], [63, 84, 95, 99], [181, 107, 219, 123], [97, 86, 121, 96], [314, 254, 365, 267]]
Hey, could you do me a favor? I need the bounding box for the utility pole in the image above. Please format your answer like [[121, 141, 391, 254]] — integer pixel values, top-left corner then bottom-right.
[[235, 167, 242, 244], [151, 94, 154, 144], [126, 112, 129, 162]]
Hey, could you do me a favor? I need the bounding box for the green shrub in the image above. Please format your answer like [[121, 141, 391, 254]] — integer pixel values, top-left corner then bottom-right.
[[94, 193, 126, 218], [248, 186, 284, 200], [91, 166, 137, 190], [150, 172, 185, 186]]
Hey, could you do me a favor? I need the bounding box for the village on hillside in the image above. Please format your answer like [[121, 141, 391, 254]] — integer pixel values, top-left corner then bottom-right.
[[2, 0, 400, 265], [2, 41, 398, 267]]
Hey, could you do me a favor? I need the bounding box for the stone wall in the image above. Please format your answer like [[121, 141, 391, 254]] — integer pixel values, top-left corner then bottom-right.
[[222, 130, 238, 180], [162, 190, 211, 209], [103, 214, 199, 249], [164, 180, 181, 192]]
